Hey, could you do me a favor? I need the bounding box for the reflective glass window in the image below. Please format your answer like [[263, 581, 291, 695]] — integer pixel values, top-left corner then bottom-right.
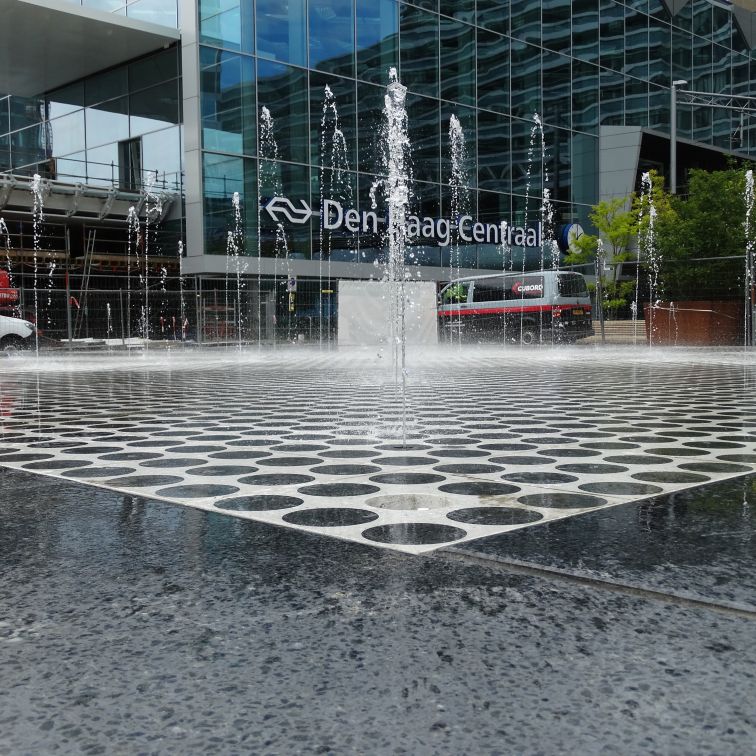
[[440, 0, 473, 21], [441, 102, 476, 189], [310, 0, 354, 78], [477, 29, 509, 114], [510, 118, 540, 197], [130, 80, 180, 136], [571, 133, 597, 210], [542, 51, 571, 130], [256, 0, 307, 67], [672, 27, 692, 84], [477, 111, 511, 194], [510, 41, 540, 120], [200, 49, 256, 155], [400, 5, 439, 98], [712, 4, 730, 45], [356, 81, 385, 174], [203, 152, 244, 254], [440, 17, 475, 106], [0, 134, 10, 173], [256, 60, 309, 165], [129, 48, 179, 84], [200, 0, 254, 53], [599, 69, 623, 125], [600, 0, 624, 72], [648, 23, 670, 87], [86, 69, 128, 106], [407, 94, 440, 184], [86, 143, 120, 187], [126, 0, 178, 28], [0, 99, 8, 137], [309, 71, 357, 171], [356, 0, 398, 85], [543, 0, 571, 55], [572, 0, 598, 62], [476, 0, 508, 35], [712, 44, 731, 93], [49, 110, 86, 155], [11, 125, 47, 170], [625, 78, 648, 126], [572, 60, 598, 134], [543, 125, 570, 204], [47, 83, 85, 119], [142, 126, 182, 187], [624, 9, 648, 80], [86, 98, 130, 148], [692, 0, 711, 39], [692, 37, 712, 92], [510, 0, 540, 46], [258, 160, 310, 258]]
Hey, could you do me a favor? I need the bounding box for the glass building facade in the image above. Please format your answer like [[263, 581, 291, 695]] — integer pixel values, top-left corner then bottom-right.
[[1, 0, 756, 277]]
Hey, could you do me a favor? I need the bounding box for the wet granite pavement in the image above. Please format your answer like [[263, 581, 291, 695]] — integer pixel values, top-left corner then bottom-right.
[[2, 468, 755, 755]]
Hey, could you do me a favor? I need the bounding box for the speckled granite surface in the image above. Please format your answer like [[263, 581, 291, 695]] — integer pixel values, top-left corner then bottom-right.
[[1, 468, 755, 755]]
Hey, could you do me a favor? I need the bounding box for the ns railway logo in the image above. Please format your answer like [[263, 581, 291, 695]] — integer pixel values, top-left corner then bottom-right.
[[264, 197, 544, 249]]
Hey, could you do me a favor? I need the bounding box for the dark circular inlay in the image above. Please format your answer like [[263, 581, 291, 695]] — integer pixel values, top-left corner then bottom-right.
[[270, 443, 330, 452], [318, 449, 376, 459], [63, 466, 137, 479], [434, 463, 505, 475], [581, 442, 640, 450], [127, 440, 185, 448], [488, 455, 556, 466], [309, 464, 382, 476], [140, 458, 208, 469], [256, 456, 324, 467], [297, 483, 380, 497], [538, 448, 601, 458], [429, 448, 490, 458], [632, 471, 710, 484], [369, 472, 447, 485], [362, 523, 467, 545], [717, 454, 756, 463], [476, 443, 536, 452], [62, 446, 123, 455], [100, 451, 163, 461], [214, 495, 304, 512], [27, 440, 87, 449], [166, 445, 225, 454], [156, 484, 240, 498], [556, 463, 629, 474], [426, 437, 479, 446], [108, 475, 184, 487], [578, 482, 663, 495], [283, 507, 379, 527], [502, 471, 579, 484], [517, 492, 607, 509], [678, 462, 752, 474], [438, 482, 520, 497], [645, 447, 708, 457], [447, 507, 543, 525], [683, 441, 745, 449], [22, 459, 92, 470], [0, 452, 54, 462], [186, 465, 258, 477], [370, 456, 438, 466], [239, 474, 315, 486], [375, 443, 431, 451], [229, 439, 279, 447], [209, 450, 272, 460], [521, 437, 580, 445], [604, 455, 672, 465]]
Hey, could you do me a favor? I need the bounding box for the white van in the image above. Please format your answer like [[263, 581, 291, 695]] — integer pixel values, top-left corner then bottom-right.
[[438, 270, 594, 344], [0, 314, 35, 352]]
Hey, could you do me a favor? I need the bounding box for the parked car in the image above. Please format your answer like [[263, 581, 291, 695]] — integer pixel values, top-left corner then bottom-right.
[[0, 314, 35, 352]]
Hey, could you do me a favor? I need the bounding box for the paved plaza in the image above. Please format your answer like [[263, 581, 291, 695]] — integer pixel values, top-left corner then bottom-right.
[[1, 346, 755, 753]]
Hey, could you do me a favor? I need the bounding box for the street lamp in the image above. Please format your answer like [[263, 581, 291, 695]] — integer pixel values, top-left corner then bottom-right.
[[670, 80, 688, 194]]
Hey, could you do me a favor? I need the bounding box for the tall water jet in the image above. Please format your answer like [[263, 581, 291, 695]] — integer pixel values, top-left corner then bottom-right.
[[637, 172, 658, 345], [178, 240, 186, 342], [319, 85, 353, 348], [127, 205, 139, 341], [229, 191, 245, 350], [371, 68, 412, 445], [141, 171, 164, 348], [259, 106, 292, 347], [30, 174, 44, 354], [0, 218, 14, 294], [448, 114, 470, 347], [745, 169, 754, 348]]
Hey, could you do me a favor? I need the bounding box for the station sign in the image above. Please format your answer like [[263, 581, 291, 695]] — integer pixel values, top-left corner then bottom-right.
[[264, 197, 542, 249]]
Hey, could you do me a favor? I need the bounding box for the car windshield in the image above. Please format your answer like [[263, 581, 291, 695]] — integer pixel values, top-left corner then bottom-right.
[[558, 274, 588, 297]]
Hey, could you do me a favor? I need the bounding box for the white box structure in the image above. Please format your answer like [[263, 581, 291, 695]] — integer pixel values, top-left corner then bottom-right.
[[338, 281, 439, 347]]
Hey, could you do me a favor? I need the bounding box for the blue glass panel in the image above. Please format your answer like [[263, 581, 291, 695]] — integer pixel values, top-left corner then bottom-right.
[[309, 71, 357, 171], [477, 0, 508, 35], [310, 0, 354, 77], [256, 0, 307, 67], [257, 60, 309, 165], [573, 0, 598, 63], [572, 60, 598, 134], [477, 29, 509, 114], [407, 94, 440, 184], [510, 41, 541, 120], [356, 0, 398, 85], [400, 5, 439, 97], [440, 17, 475, 106], [200, 0, 254, 53], [478, 111, 511, 194]]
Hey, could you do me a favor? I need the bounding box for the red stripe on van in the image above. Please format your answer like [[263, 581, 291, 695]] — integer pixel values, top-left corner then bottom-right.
[[438, 304, 592, 317]]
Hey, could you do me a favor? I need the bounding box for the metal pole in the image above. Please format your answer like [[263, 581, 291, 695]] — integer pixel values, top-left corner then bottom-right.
[[671, 80, 688, 195], [64, 227, 73, 350], [119, 288, 126, 347]]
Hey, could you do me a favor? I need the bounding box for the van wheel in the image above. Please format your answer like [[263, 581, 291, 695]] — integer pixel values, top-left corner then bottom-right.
[[520, 327, 538, 346], [0, 335, 28, 353]]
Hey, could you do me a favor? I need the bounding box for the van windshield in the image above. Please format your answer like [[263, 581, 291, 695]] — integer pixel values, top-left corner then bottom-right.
[[441, 281, 470, 303], [558, 273, 589, 297]]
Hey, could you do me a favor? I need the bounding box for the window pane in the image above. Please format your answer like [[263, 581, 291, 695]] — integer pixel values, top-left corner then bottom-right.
[[572, 60, 598, 134], [407, 94, 440, 184], [477, 0, 508, 35], [310, 0, 354, 77], [478, 111, 511, 194], [256, 0, 307, 67], [356, 0, 398, 85], [440, 17, 475, 106], [510, 41, 541, 120], [200, 49, 256, 155], [256, 60, 309, 165], [510, 0, 541, 46], [572, 0, 598, 62], [86, 98, 130, 148], [477, 29, 509, 114], [400, 5, 439, 97], [542, 51, 571, 130], [200, 0, 254, 52], [310, 71, 357, 171], [49, 110, 86, 156], [543, 0, 571, 54], [130, 81, 180, 136]]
